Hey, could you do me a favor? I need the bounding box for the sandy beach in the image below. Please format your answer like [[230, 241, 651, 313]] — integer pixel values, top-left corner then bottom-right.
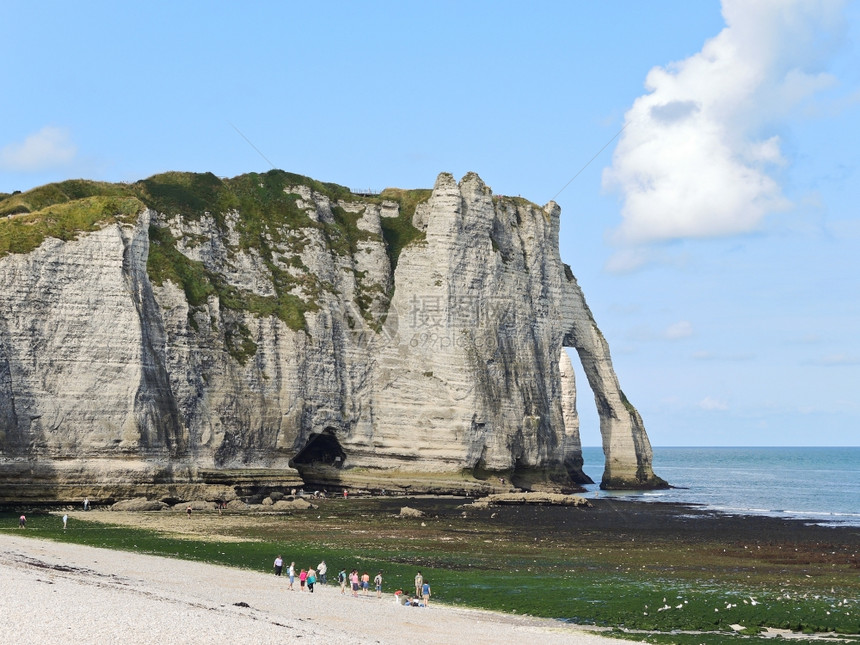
[[0, 532, 630, 645]]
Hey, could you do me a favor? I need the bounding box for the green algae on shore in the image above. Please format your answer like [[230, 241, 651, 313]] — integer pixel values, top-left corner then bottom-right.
[[2, 498, 858, 644]]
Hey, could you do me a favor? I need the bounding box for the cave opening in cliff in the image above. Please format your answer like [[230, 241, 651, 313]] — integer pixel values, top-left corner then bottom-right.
[[291, 429, 347, 469]]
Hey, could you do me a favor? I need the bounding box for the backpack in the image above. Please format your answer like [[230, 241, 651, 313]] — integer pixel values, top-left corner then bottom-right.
[[338, 571, 346, 583]]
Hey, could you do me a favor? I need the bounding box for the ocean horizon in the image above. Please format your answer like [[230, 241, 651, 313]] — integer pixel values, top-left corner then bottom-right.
[[579, 445, 860, 527]]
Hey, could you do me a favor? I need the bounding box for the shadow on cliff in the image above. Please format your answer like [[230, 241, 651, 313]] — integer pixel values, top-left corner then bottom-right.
[[0, 316, 67, 506], [0, 460, 64, 508]]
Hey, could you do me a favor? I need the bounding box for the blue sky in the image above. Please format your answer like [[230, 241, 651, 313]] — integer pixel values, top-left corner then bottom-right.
[[2, 1, 858, 446]]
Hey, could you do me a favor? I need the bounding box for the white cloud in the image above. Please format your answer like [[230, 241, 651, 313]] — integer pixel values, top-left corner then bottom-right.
[[698, 396, 729, 411], [664, 320, 693, 340], [603, 0, 846, 256], [0, 126, 77, 171]]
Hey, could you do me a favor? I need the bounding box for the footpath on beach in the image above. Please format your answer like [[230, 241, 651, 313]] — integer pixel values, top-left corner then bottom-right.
[[0, 532, 631, 645]]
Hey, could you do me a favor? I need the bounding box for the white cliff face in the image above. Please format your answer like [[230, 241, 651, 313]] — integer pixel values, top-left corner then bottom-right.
[[0, 171, 664, 502], [361, 173, 572, 486], [0, 212, 181, 456]]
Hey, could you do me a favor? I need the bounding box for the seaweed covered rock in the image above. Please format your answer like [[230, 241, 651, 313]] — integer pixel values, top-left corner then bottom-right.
[[470, 492, 592, 508]]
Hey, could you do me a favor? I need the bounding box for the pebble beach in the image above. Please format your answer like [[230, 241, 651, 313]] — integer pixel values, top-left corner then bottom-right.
[[0, 532, 630, 645]]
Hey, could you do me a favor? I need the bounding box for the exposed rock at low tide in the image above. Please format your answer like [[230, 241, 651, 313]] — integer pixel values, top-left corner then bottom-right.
[[470, 492, 592, 508], [271, 498, 316, 511], [111, 498, 169, 511]]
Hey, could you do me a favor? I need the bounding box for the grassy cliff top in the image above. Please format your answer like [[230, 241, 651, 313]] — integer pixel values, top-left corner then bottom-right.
[[0, 169, 429, 261], [0, 170, 430, 336]]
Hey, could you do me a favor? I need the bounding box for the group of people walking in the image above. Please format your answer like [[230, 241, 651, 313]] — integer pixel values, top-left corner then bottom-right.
[[340, 569, 384, 598], [273, 556, 328, 592], [272, 556, 431, 606]]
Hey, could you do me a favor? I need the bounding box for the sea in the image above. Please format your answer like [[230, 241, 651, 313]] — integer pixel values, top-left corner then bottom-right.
[[579, 446, 860, 527]]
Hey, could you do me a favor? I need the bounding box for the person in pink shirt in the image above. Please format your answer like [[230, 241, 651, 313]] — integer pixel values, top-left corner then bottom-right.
[[299, 568, 308, 591]]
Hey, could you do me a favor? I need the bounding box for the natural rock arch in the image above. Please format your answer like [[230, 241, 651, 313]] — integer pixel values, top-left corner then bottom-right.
[[559, 278, 667, 490]]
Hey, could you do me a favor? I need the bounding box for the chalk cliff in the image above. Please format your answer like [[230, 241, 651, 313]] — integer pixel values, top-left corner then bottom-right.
[[0, 170, 666, 503]]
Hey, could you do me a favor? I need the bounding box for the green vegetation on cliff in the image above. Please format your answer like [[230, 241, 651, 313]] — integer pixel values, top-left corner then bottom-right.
[[0, 170, 430, 337], [0, 179, 132, 218], [378, 187, 431, 270], [0, 195, 144, 256], [147, 222, 316, 335], [146, 224, 215, 307]]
